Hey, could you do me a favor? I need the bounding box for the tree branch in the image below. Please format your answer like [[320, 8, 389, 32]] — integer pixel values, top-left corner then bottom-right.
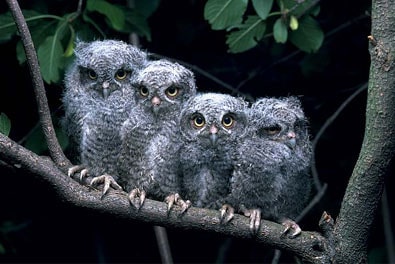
[[0, 132, 329, 263], [6, 0, 71, 169], [333, 0, 395, 262]]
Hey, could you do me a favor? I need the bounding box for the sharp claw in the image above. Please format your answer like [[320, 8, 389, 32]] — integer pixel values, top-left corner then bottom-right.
[[90, 174, 123, 199], [219, 204, 234, 224], [128, 188, 145, 209], [282, 219, 302, 238], [68, 165, 86, 178], [165, 193, 191, 214], [249, 209, 261, 234], [80, 168, 89, 181]]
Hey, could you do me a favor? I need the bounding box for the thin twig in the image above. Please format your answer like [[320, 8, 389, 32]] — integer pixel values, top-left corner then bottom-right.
[[311, 83, 367, 190], [6, 0, 71, 169]]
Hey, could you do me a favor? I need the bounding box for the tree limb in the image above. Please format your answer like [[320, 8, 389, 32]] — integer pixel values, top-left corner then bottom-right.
[[6, 0, 71, 169], [0, 132, 329, 263], [333, 0, 395, 262]]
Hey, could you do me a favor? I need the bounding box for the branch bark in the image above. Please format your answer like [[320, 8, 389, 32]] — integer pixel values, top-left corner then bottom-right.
[[6, 0, 71, 169], [333, 0, 395, 262], [0, 133, 329, 263]]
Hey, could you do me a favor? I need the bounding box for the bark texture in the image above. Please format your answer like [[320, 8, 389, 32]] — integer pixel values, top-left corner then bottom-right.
[[333, 0, 395, 262]]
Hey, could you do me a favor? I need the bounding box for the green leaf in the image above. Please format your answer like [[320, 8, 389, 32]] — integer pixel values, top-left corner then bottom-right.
[[135, 0, 161, 18], [204, 0, 248, 30], [289, 15, 298, 30], [289, 15, 324, 53], [86, 0, 125, 31], [119, 7, 151, 41], [280, 0, 319, 17], [0, 113, 11, 136], [226, 16, 266, 53], [273, 17, 288, 43], [37, 35, 64, 83], [0, 12, 17, 42], [24, 125, 48, 155], [252, 0, 274, 20]]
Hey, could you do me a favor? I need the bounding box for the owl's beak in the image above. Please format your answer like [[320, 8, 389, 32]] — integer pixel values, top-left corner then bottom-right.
[[285, 131, 296, 149], [102, 81, 110, 99], [151, 96, 161, 114], [209, 124, 218, 145]]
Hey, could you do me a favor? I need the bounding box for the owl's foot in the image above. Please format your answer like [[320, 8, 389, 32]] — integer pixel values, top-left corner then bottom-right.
[[67, 165, 89, 181], [128, 188, 146, 210], [219, 204, 234, 224], [240, 207, 261, 234], [165, 193, 191, 214], [90, 174, 123, 198], [281, 219, 302, 238]]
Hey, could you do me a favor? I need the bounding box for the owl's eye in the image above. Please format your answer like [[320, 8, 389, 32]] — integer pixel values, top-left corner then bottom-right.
[[192, 114, 205, 128], [264, 125, 282, 135], [222, 114, 235, 128], [139, 86, 149, 97], [88, 70, 97, 80], [115, 69, 128, 80], [165, 86, 179, 98]]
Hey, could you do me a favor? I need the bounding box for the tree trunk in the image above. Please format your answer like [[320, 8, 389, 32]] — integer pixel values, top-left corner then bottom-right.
[[333, 0, 395, 262]]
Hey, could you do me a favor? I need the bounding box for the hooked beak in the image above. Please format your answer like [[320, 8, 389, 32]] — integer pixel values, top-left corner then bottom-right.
[[285, 131, 296, 149], [151, 96, 161, 114], [209, 124, 218, 145], [102, 81, 110, 99]]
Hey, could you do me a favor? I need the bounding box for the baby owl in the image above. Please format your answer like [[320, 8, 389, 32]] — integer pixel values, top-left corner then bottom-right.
[[178, 92, 249, 209], [61, 39, 148, 195], [117, 59, 197, 211], [221, 96, 313, 235]]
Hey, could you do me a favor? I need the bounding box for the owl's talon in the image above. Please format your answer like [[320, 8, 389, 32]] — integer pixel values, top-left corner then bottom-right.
[[80, 168, 89, 181], [282, 219, 302, 238], [165, 193, 191, 213], [128, 188, 146, 209], [90, 174, 122, 198], [240, 206, 261, 234], [68, 165, 88, 179], [219, 204, 234, 224]]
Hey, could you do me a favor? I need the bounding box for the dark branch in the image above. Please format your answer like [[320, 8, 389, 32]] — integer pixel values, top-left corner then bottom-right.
[[5, 0, 71, 169], [0, 133, 329, 263], [333, 0, 395, 262]]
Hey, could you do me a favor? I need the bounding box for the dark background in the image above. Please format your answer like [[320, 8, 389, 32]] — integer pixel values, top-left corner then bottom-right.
[[0, 0, 392, 263]]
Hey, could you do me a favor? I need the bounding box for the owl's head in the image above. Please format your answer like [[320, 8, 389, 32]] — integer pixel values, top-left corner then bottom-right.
[[131, 59, 197, 118], [69, 39, 147, 99], [180, 93, 248, 146], [251, 96, 310, 150]]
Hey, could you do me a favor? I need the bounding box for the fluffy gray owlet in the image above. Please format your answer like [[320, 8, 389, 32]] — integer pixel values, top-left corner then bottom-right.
[[117, 59, 197, 211], [221, 96, 313, 235], [178, 93, 249, 209], [61, 39, 148, 195]]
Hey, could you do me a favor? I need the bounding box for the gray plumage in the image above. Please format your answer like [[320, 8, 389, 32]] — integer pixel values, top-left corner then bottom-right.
[[61, 39, 148, 191], [179, 93, 249, 209], [223, 96, 313, 235], [117, 59, 197, 209]]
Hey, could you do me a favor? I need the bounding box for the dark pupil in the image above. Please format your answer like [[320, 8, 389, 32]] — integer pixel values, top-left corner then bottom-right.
[[223, 116, 232, 125], [195, 116, 204, 125], [141, 87, 148, 95], [116, 69, 126, 77], [88, 70, 97, 79], [167, 87, 176, 94]]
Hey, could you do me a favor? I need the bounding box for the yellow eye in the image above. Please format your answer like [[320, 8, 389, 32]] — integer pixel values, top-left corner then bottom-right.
[[192, 114, 205, 128], [165, 86, 179, 98], [88, 70, 97, 80], [115, 69, 128, 80], [264, 125, 281, 135], [222, 114, 235, 128], [139, 86, 149, 97]]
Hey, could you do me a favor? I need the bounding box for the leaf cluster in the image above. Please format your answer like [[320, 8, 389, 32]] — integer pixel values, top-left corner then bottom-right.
[[0, 0, 159, 84], [204, 0, 324, 53]]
